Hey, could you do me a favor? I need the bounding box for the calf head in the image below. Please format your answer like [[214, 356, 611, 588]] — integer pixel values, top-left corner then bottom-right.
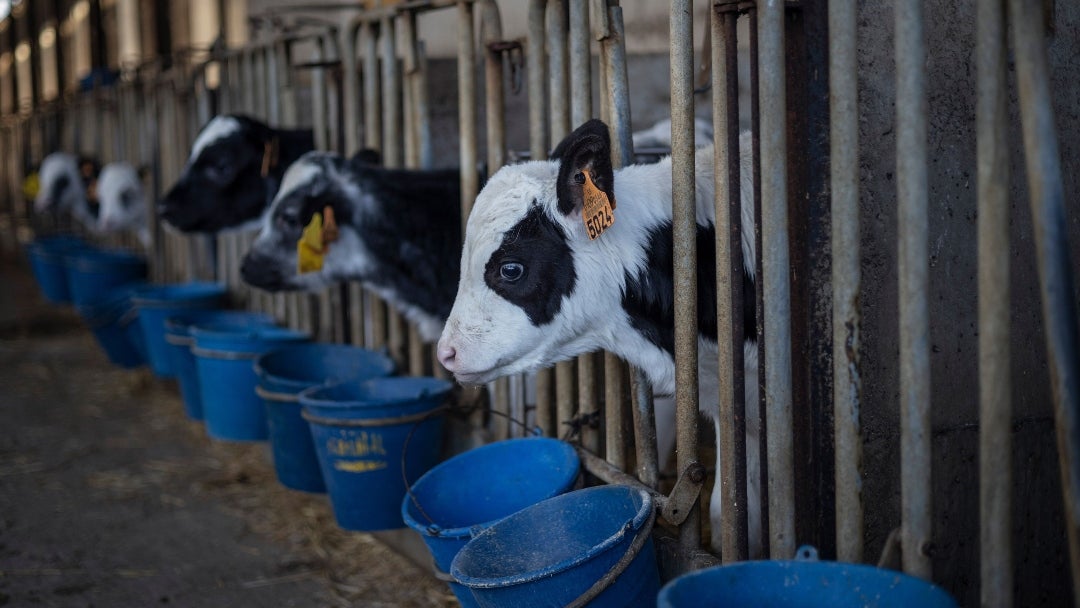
[[35, 153, 96, 215], [95, 163, 147, 233], [438, 119, 637, 384], [160, 115, 304, 233], [241, 152, 359, 292]]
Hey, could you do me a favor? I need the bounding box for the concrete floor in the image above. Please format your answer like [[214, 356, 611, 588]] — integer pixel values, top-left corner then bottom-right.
[[0, 259, 456, 607]]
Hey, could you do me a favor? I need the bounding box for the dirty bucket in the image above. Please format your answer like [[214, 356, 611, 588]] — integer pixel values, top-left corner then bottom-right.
[[76, 282, 147, 368], [65, 248, 147, 307], [402, 437, 581, 607], [450, 484, 659, 608], [27, 236, 91, 303], [254, 343, 396, 493], [132, 282, 228, 378], [191, 322, 309, 441], [164, 310, 277, 420], [300, 377, 452, 531], [656, 546, 958, 608]]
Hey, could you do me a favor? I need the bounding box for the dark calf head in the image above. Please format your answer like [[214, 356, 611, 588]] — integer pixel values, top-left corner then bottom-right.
[[241, 152, 359, 292], [160, 115, 313, 233]]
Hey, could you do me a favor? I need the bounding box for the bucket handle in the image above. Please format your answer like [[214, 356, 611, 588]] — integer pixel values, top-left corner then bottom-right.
[[254, 384, 298, 403], [564, 496, 657, 608], [164, 333, 194, 347]]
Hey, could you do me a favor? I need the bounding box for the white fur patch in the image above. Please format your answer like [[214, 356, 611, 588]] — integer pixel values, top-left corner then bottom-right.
[[96, 163, 147, 239], [188, 116, 241, 164]]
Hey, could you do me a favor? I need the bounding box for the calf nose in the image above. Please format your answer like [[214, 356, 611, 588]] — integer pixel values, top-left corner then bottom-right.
[[436, 341, 457, 372]]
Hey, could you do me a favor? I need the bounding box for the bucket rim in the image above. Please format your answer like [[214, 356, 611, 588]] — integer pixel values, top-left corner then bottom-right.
[[163, 310, 276, 335], [130, 282, 227, 307], [402, 437, 580, 539], [253, 343, 396, 391], [299, 377, 454, 410], [655, 558, 958, 607], [450, 484, 654, 589]]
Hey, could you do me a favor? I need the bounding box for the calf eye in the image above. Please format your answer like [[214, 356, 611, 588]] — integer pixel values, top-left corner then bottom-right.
[[278, 210, 301, 229], [500, 262, 525, 282], [573, 172, 586, 185]]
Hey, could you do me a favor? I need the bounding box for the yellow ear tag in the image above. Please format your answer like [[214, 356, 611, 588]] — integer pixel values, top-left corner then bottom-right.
[[297, 212, 325, 274], [582, 171, 615, 240]]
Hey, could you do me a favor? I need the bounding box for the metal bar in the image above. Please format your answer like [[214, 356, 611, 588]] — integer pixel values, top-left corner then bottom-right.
[[760, 0, 795, 560], [528, 0, 554, 437], [381, 15, 401, 168], [341, 25, 361, 153], [670, 0, 700, 553], [604, 354, 626, 468], [547, 0, 569, 140], [712, 2, 749, 563], [578, 353, 600, 453], [829, 0, 863, 564], [481, 0, 506, 173], [362, 21, 382, 151], [977, 0, 1012, 602], [1007, 0, 1080, 599], [600, 4, 647, 486], [312, 43, 329, 151], [457, 0, 478, 226], [528, 0, 549, 158], [569, 0, 591, 127], [895, 0, 932, 579]]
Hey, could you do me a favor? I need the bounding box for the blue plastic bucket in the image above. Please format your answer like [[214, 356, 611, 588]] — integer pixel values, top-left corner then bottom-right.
[[450, 485, 659, 608], [254, 344, 396, 493], [76, 282, 147, 368], [403, 437, 581, 608], [300, 377, 451, 531], [164, 310, 277, 420], [132, 283, 228, 377], [191, 323, 309, 440], [65, 248, 147, 307], [656, 546, 958, 608], [27, 236, 91, 303]]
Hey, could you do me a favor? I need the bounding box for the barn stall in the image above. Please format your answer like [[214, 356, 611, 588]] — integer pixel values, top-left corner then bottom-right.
[[0, 0, 1077, 606]]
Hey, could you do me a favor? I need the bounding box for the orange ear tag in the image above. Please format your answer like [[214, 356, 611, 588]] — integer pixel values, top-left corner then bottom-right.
[[581, 171, 615, 240], [297, 212, 325, 274]]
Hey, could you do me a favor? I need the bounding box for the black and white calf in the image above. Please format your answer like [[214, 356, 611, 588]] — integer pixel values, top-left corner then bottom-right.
[[95, 162, 151, 247], [437, 119, 759, 556], [240, 151, 462, 342], [34, 152, 100, 229], [159, 114, 315, 233]]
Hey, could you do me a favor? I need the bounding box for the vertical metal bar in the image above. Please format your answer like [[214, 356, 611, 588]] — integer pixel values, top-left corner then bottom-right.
[[341, 25, 361, 154], [579, 353, 600, 453], [312, 43, 329, 151], [547, 0, 569, 140], [458, 0, 478, 226], [713, 2, 749, 563], [381, 15, 401, 168], [481, 0, 506, 174], [267, 44, 282, 124], [829, 0, 864, 565], [1007, 0, 1080, 599], [671, 0, 701, 553], [528, 0, 549, 158], [977, 0, 1012, 602], [601, 4, 644, 481], [760, 0, 795, 560], [528, 0, 554, 436], [569, 0, 591, 127], [895, 0, 932, 579], [363, 21, 382, 151]]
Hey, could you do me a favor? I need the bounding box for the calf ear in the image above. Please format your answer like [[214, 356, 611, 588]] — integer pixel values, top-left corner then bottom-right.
[[552, 119, 615, 217]]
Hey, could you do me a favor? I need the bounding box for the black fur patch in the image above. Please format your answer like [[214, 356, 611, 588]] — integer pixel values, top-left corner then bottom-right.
[[621, 222, 757, 354], [484, 204, 576, 326]]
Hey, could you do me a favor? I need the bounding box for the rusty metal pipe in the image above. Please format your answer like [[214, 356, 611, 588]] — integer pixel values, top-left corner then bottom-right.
[[670, 0, 701, 553], [895, 0, 932, 579], [1007, 0, 1080, 599], [829, 0, 864, 565], [712, 2, 749, 563], [569, 0, 591, 126], [759, 0, 795, 560], [547, 0, 569, 141]]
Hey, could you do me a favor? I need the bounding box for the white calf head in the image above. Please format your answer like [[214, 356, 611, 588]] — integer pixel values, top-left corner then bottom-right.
[[438, 120, 635, 384], [35, 153, 84, 214], [95, 163, 146, 233]]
